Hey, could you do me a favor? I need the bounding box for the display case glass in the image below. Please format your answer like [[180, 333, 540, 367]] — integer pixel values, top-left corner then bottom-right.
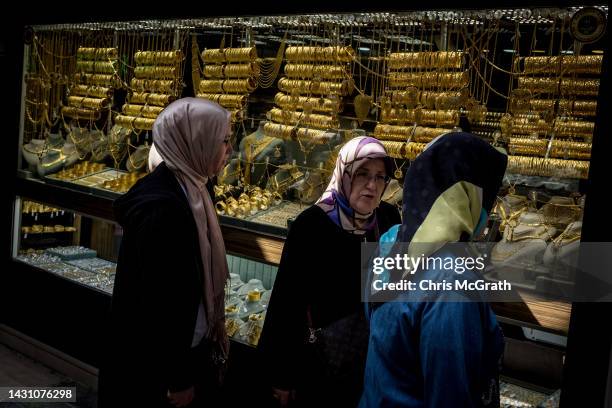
[[13, 197, 119, 294], [13, 4, 608, 335], [11, 195, 279, 347], [17, 7, 606, 235]]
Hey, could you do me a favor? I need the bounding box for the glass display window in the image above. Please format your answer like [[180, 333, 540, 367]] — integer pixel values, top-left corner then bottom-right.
[[13, 3, 608, 341]]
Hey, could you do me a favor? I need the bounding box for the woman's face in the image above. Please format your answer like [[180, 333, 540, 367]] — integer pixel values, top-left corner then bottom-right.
[[211, 128, 233, 176], [348, 158, 388, 215]]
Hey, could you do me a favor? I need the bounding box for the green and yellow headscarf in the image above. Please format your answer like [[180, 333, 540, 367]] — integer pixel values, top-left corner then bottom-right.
[[399, 132, 508, 258]]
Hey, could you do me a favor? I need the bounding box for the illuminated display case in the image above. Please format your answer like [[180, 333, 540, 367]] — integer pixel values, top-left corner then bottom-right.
[[5, 4, 610, 406]]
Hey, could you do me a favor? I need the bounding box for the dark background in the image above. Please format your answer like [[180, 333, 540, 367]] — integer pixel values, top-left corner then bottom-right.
[[1, 2, 610, 407]]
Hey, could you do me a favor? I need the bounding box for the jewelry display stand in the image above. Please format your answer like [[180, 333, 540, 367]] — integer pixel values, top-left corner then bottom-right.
[[374, 50, 469, 178], [198, 47, 260, 123], [62, 47, 119, 121], [504, 54, 601, 179]]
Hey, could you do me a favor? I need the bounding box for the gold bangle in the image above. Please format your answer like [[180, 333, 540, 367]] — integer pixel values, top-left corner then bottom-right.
[[216, 201, 227, 215], [233, 205, 245, 219], [238, 201, 252, 215], [250, 197, 263, 211], [260, 196, 271, 209], [272, 192, 283, 206]]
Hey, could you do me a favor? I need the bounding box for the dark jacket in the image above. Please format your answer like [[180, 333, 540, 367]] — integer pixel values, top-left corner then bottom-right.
[[259, 202, 401, 407], [98, 162, 207, 408]]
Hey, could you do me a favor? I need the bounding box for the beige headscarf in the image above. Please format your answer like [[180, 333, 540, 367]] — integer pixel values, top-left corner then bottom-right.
[[151, 97, 231, 358]]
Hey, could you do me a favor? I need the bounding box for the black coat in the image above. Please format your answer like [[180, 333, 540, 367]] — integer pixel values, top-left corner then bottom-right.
[[259, 202, 401, 406], [98, 162, 210, 408]]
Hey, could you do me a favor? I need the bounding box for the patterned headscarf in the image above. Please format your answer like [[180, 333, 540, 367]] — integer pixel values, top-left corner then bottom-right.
[[316, 136, 391, 235], [398, 132, 508, 263], [152, 97, 231, 359]]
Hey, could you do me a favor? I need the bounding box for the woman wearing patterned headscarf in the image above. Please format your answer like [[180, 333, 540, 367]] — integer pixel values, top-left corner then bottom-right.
[[98, 98, 233, 408], [260, 136, 401, 407], [360, 132, 508, 408]]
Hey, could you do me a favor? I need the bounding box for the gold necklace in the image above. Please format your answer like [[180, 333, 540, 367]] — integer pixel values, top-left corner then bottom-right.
[[392, 156, 406, 179], [383, 180, 402, 200], [248, 136, 275, 159], [552, 232, 581, 248], [491, 240, 539, 263], [506, 224, 556, 242], [22, 142, 45, 156], [551, 222, 581, 248], [244, 136, 274, 184], [296, 134, 316, 165], [258, 31, 286, 88]]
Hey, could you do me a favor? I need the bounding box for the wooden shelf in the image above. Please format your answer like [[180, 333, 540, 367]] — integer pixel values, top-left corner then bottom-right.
[[15, 175, 115, 221], [492, 291, 572, 335], [221, 225, 284, 265]]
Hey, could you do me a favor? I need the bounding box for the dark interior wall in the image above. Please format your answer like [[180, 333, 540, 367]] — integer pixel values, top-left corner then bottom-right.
[[561, 22, 611, 408]]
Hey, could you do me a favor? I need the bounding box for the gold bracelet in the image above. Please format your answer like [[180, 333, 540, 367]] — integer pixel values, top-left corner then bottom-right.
[[216, 201, 227, 215]]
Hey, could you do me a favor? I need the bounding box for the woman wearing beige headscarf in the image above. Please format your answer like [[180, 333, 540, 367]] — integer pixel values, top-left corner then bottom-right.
[[98, 98, 233, 408]]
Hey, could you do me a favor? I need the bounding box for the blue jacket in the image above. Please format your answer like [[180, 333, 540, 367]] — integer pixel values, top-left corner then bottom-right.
[[360, 226, 504, 408]]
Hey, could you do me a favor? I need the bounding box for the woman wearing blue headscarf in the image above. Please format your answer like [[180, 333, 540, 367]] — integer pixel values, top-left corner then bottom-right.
[[360, 132, 508, 408]]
